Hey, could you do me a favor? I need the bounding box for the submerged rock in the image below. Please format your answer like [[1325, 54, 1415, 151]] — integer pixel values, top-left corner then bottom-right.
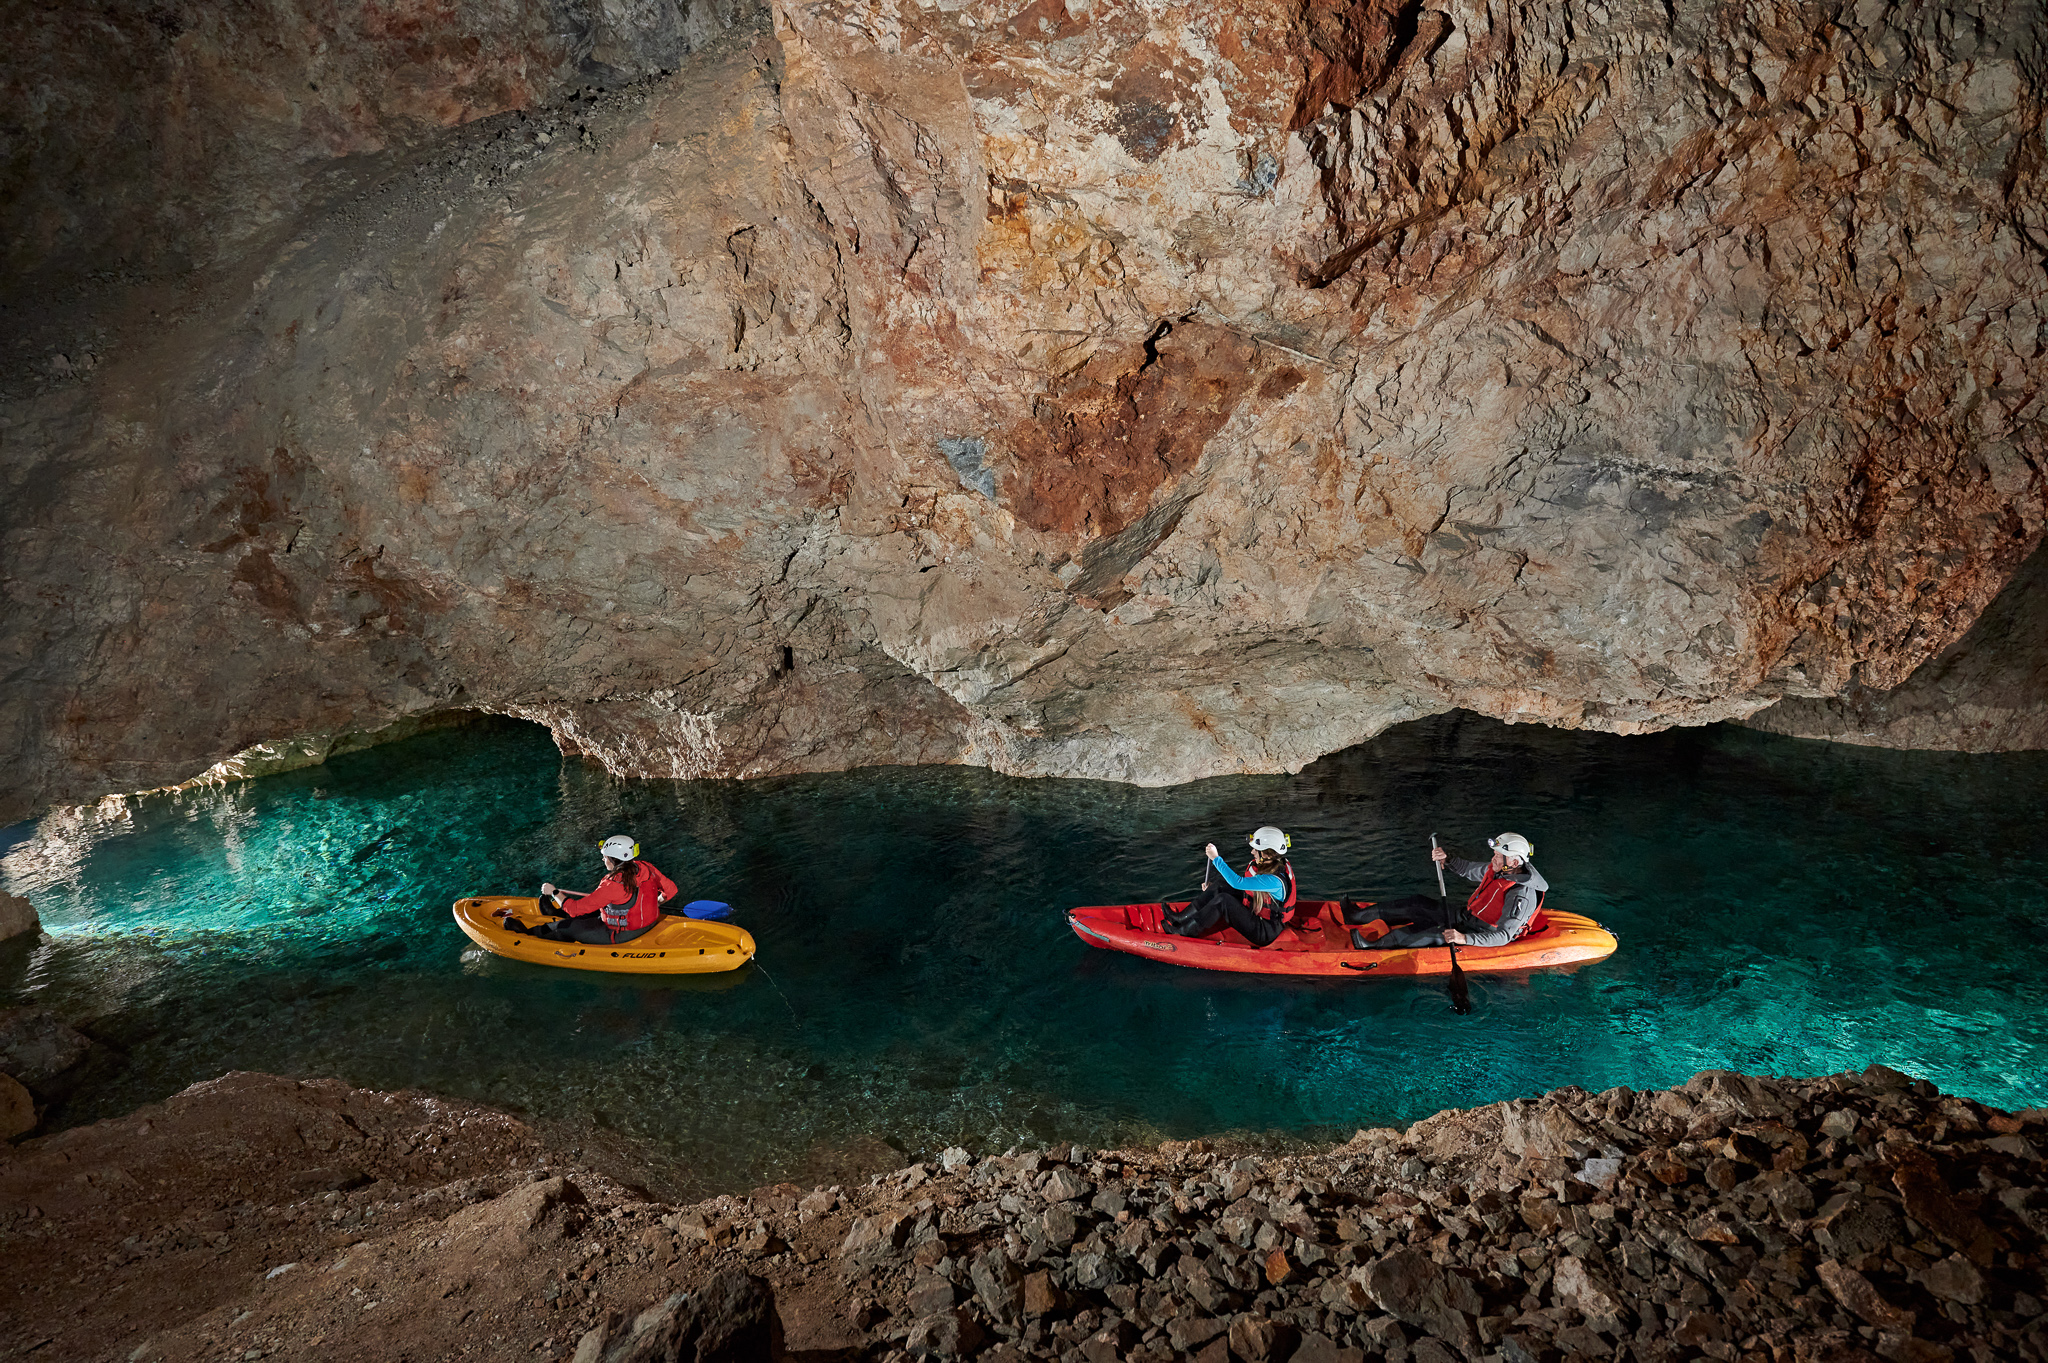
[[0, 1008, 90, 1088]]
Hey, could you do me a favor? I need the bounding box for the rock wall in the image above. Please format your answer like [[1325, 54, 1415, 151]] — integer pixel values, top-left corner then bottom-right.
[[1744, 534, 2048, 751], [2, 0, 2043, 821]]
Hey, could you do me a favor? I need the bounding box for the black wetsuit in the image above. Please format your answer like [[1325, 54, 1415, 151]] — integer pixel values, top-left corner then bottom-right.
[[521, 915, 656, 945], [1346, 857, 1548, 949], [1344, 894, 1492, 949], [1165, 884, 1287, 947]]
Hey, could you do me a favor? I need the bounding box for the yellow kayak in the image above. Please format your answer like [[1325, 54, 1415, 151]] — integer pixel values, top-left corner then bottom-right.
[[452, 896, 756, 975]]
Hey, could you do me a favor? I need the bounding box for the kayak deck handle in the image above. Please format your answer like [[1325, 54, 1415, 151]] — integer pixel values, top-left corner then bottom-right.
[[1338, 960, 1380, 972]]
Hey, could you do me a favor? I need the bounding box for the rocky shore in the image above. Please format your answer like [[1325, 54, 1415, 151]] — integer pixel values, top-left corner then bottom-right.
[[2, 1066, 2043, 1363]]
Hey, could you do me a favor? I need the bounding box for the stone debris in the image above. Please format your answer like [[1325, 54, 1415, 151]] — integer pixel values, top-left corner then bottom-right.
[[3, 1065, 2045, 1363], [601, 1063, 2041, 1363]]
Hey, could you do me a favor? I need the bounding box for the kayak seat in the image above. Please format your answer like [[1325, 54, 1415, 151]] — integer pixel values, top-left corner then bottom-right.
[[1126, 903, 1173, 932], [1526, 909, 1551, 935]]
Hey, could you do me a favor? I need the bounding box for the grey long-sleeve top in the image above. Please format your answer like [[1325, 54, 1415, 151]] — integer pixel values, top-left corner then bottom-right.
[[1446, 855, 1549, 948]]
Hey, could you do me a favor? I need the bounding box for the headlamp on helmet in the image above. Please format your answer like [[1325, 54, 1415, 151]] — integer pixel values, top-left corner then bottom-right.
[[1488, 832, 1533, 861], [1248, 826, 1291, 854]]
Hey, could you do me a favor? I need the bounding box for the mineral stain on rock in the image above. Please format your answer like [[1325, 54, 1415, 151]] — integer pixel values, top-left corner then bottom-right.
[[0, 0, 2043, 817]]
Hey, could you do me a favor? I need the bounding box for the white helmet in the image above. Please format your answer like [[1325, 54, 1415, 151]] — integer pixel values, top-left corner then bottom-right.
[[1488, 832, 1533, 861], [1249, 826, 1291, 854], [598, 835, 640, 862]]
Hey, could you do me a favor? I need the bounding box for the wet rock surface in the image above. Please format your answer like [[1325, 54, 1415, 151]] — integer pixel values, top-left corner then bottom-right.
[[2, 1065, 2044, 1362], [0, 894, 38, 944], [3, 0, 2045, 822]]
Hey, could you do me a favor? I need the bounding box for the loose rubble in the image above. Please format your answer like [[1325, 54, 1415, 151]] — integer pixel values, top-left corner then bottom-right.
[[1, 1066, 2042, 1362]]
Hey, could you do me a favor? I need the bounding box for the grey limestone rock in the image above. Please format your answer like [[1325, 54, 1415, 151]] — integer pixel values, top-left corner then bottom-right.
[[0, 893, 38, 944]]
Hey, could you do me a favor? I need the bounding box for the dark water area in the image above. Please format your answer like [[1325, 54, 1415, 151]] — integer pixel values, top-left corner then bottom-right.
[[4, 713, 2046, 1200]]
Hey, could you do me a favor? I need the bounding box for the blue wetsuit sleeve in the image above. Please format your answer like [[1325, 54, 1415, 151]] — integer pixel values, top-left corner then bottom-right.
[[1209, 857, 1285, 896]]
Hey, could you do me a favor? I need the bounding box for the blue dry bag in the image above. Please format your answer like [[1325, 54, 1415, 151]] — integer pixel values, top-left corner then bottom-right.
[[681, 900, 733, 920]]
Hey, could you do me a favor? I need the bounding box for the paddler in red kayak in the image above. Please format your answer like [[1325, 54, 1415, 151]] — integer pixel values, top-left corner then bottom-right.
[[1348, 831, 1546, 950], [503, 834, 678, 945], [1163, 826, 1299, 947]]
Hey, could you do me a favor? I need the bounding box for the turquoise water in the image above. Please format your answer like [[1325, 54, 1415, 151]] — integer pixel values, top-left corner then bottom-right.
[[3, 714, 2046, 1199]]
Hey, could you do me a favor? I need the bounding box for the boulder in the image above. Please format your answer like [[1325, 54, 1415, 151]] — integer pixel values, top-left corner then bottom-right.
[[1813, 1194, 1907, 1267], [1889, 1146, 1993, 1259], [1020, 1270, 1065, 1317], [1501, 1100, 1593, 1160], [1167, 1314, 1227, 1353], [0, 893, 38, 943], [0, 1071, 34, 1139], [1917, 1253, 1985, 1305], [905, 1273, 956, 1317], [442, 1175, 584, 1260], [969, 1247, 1023, 1323], [904, 1306, 985, 1358], [1079, 1320, 1137, 1363], [1682, 1071, 1791, 1128], [1816, 1261, 1916, 1332], [1362, 1248, 1475, 1351], [839, 1213, 909, 1259], [1229, 1315, 1297, 1363], [1042, 1167, 1091, 1202], [602, 1271, 779, 1363], [1553, 1257, 1632, 1328]]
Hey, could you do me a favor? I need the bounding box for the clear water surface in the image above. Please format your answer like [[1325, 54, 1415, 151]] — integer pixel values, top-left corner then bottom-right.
[[4, 714, 2045, 1199]]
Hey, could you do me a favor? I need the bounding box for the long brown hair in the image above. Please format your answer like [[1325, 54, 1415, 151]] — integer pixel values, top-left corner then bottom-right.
[[1248, 848, 1284, 907], [610, 857, 642, 893]]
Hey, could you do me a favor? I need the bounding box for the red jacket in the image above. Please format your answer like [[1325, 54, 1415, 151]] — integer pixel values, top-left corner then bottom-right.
[[561, 860, 677, 932]]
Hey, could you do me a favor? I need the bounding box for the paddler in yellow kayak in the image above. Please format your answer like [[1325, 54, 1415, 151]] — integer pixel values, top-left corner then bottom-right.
[[500, 834, 678, 945]]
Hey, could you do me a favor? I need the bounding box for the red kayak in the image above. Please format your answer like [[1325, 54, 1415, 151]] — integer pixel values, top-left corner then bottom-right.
[[1066, 899, 1618, 977]]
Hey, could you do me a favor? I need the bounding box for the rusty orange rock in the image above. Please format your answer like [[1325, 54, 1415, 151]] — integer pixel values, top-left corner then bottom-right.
[[1, 0, 2042, 818]]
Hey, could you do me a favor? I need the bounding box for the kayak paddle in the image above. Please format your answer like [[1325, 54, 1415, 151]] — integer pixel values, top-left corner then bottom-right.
[[1446, 943, 1472, 1014], [1433, 833, 1472, 1015]]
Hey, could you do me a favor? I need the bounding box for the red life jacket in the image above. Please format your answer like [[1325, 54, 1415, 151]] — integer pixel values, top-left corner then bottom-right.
[[1247, 858, 1299, 922], [566, 860, 676, 932], [1466, 865, 1545, 937]]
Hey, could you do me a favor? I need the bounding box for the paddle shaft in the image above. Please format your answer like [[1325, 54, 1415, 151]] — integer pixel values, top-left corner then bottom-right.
[[1434, 834, 1473, 1013]]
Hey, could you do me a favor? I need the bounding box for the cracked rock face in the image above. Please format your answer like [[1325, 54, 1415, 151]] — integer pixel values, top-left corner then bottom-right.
[[1, 0, 2043, 820]]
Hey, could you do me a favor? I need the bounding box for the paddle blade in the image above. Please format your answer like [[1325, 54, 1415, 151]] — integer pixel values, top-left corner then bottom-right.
[[1446, 944, 1473, 1014], [681, 900, 733, 920]]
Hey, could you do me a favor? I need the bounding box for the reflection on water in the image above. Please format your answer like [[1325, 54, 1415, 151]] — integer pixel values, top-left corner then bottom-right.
[[4, 713, 2047, 1200]]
